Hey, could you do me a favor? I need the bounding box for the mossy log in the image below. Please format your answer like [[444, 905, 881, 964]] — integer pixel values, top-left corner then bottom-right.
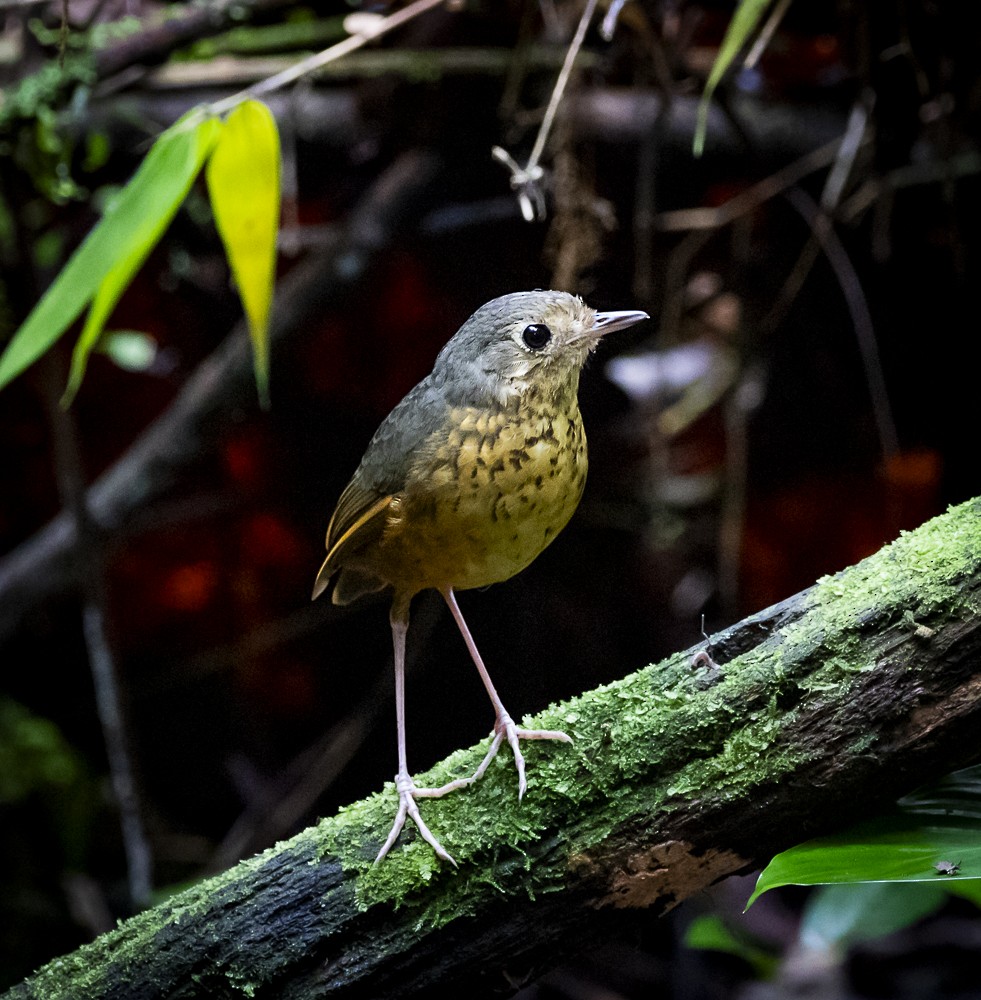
[[6, 498, 981, 999]]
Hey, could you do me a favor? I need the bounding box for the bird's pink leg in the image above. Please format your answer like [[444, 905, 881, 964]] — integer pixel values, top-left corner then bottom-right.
[[441, 588, 572, 799], [375, 606, 458, 865]]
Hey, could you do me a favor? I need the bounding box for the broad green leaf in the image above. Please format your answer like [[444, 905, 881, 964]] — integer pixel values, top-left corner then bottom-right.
[[948, 879, 981, 907], [747, 765, 981, 908], [694, 0, 774, 157], [205, 99, 281, 409], [685, 914, 777, 978], [799, 881, 947, 951], [0, 114, 222, 395]]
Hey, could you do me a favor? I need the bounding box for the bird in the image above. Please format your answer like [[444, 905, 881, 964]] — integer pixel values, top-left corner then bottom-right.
[[312, 290, 648, 864]]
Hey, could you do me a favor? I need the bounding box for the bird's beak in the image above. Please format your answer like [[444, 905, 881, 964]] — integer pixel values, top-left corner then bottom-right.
[[591, 309, 650, 337]]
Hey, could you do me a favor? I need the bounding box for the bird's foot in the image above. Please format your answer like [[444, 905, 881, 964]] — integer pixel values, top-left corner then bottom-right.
[[375, 772, 459, 865], [374, 719, 571, 864], [470, 712, 572, 799]]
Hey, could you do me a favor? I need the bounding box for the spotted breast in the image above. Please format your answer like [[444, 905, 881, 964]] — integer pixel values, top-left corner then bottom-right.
[[361, 394, 586, 596]]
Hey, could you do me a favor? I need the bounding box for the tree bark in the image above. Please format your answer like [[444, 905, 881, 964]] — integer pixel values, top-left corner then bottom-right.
[[5, 497, 981, 999]]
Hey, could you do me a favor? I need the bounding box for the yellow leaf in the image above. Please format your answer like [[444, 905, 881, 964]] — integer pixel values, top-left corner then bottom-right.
[[206, 100, 281, 408]]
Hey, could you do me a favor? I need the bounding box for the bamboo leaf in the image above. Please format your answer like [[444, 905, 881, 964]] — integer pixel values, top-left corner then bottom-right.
[[62, 243, 150, 406], [205, 100, 281, 409], [0, 115, 222, 396], [693, 0, 774, 157]]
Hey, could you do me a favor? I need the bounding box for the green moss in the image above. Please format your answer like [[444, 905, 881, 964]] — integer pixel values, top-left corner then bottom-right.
[[811, 498, 981, 627], [0, 59, 97, 131], [224, 969, 258, 997], [848, 729, 881, 756]]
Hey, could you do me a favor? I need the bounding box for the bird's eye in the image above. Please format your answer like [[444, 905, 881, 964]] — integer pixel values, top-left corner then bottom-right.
[[522, 324, 552, 351]]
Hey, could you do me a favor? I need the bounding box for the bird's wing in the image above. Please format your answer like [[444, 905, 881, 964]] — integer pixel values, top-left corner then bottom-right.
[[326, 478, 392, 554], [354, 377, 449, 492], [312, 377, 448, 601], [312, 484, 393, 601]]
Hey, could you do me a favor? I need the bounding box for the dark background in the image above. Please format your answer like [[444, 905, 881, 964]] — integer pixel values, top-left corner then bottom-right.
[[1, 0, 979, 994]]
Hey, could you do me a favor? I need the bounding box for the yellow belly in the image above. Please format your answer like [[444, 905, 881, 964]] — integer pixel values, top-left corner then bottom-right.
[[371, 404, 586, 594]]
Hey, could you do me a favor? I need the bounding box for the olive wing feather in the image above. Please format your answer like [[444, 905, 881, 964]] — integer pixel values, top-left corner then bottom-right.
[[312, 377, 448, 601]]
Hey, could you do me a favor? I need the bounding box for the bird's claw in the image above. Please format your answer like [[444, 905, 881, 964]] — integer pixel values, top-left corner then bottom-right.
[[470, 712, 572, 799], [375, 772, 458, 866], [374, 718, 571, 864]]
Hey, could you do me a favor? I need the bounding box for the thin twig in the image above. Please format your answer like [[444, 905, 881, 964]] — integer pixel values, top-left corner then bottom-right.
[[492, 0, 599, 222], [744, 0, 792, 69], [654, 136, 856, 232], [760, 230, 822, 335], [763, 94, 873, 333], [58, 0, 69, 67], [600, 0, 628, 41], [658, 229, 713, 342], [205, 0, 447, 119], [133, 0, 447, 136], [42, 352, 153, 911], [782, 186, 899, 461], [821, 91, 873, 212], [528, 0, 597, 169], [143, 46, 590, 89], [631, 126, 659, 303]]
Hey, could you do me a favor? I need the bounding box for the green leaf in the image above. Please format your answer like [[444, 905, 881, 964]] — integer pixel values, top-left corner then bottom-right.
[[0, 697, 79, 804], [0, 114, 221, 397], [685, 914, 778, 978], [205, 99, 281, 409], [58, 118, 221, 406], [747, 765, 981, 909], [799, 882, 947, 951], [947, 879, 981, 907], [693, 0, 774, 157], [62, 241, 149, 405]]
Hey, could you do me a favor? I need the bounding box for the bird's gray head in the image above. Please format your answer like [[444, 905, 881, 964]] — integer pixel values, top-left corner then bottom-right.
[[435, 290, 648, 406]]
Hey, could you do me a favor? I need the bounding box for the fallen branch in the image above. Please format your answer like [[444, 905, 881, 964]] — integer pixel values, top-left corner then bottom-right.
[[5, 497, 981, 999]]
